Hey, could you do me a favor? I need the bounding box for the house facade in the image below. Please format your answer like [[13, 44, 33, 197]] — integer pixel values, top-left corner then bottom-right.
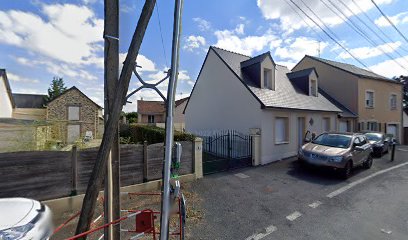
[[0, 69, 14, 118], [185, 47, 344, 164], [12, 93, 47, 120], [47, 87, 103, 143], [293, 56, 403, 141]]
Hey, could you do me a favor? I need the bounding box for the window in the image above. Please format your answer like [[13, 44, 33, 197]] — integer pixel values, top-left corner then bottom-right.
[[322, 117, 330, 132], [68, 106, 80, 120], [263, 68, 273, 90], [365, 91, 374, 108], [367, 121, 378, 131], [310, 79, 317, 97], [148, 115, 155, 123], [275, 117, 289, 144], [390, 94, 397, 110]]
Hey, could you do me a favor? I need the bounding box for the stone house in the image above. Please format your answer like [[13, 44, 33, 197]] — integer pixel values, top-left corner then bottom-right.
[[47, 87, 103, 143]]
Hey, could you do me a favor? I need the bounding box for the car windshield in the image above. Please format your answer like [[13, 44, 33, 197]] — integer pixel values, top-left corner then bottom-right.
[[312, 133, 352, 149], [365, 133, 382, 141]]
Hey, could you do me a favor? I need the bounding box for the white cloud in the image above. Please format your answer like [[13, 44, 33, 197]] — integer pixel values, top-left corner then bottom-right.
[[235, 24, 245, 35], [7, 72, 39, 84], [374, 11, 408, 27], [339, 41, 402, 59], [119, 53, 157, 72], [214, 25, 281, 56], [183, 35, 206, 51], [193, 17, 211, 31], [0, 4, 103, 66], [275, 37, 327, 61], [370, 55, 408, 77], [257, 0, 393, 33]]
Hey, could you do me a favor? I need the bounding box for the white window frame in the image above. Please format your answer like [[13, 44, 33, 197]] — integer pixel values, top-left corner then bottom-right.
[[275, 117, 289, 144], [309, 79, 318, 97], [263, 68, 273, 90], [390, 93, 397, 110], [365, 90, 375, 108], [68, 106, 80, 121]]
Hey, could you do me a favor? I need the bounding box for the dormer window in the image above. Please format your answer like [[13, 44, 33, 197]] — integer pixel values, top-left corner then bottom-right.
[[263, 68, 274, 90], [310, 79, 317, 97]]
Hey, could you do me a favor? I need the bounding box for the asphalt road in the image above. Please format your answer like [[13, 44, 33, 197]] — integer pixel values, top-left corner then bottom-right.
[[189, 146, 408, 240]]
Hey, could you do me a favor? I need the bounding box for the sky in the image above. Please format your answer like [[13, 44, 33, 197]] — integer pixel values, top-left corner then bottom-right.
[[1, 0, 408, 112]]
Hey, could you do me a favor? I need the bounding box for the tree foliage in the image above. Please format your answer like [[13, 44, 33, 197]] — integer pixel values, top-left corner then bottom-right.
[[394, 75, 408, 109], [125, 112, 138, 123], [47, 77, 67, 102]]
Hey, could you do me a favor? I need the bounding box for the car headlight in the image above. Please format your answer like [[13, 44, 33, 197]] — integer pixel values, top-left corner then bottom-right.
[[329, 156, 343, 162], [0, 223, 34, 240]]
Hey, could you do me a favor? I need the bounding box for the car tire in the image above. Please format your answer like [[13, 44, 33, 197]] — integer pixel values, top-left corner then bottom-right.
[[341, 161, 353, 179], [363, 154, 373, 169]]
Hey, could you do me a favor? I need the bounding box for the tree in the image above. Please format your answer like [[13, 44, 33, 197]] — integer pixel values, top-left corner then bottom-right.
[[46, 77, 67, 101], [126, 112, 138, 123], [394, 75, 408, 109]]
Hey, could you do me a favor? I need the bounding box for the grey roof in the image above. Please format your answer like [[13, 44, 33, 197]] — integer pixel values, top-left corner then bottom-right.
[[318, 89, 358, 118], [211, 47, 342, 113], [303, 55, 398, 83], [286, 68, 318, 79], [13, 93, 47, 108], [240, 52, 272, 68]]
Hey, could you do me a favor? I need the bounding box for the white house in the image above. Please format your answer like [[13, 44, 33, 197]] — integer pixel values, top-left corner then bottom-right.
[[0, 69, 14, 118], [184, 47, 352, 164]]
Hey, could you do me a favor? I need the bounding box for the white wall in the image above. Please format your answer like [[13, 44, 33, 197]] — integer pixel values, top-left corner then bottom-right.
[[185, 49, 262, 134], [260, 109, 337, 164], [0, 75, 13, 118]]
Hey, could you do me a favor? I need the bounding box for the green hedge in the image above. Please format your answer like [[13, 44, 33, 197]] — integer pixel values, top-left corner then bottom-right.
[[119, 124, 195, 144]]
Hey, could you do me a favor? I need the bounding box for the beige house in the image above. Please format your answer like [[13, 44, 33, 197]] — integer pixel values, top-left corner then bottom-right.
[[185, 47, 345, 164], [47, 87, 103, 143], [293, 56, 403, 141]]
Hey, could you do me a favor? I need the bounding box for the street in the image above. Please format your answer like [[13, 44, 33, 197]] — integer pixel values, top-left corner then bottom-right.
[[188, 146, 408, 240]]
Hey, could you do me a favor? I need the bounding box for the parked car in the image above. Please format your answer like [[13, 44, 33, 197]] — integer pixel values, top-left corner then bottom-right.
[[363, 132, 391, 157], [0, 198, 53, 240], [298, 132, 373, 179]]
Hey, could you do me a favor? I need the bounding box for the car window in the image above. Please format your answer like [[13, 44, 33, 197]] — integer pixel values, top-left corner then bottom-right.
[[312, 133, 352, 149], [353, 137, 361, 146], [359, 136, 367, 145]]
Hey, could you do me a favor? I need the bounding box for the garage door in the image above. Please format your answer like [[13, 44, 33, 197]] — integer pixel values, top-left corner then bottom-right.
[[387, 124, 397, 139], [339, 121, 348, 132]]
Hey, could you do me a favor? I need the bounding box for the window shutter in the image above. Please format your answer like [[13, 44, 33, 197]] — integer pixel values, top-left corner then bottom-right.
[[384, 123, 387, 133], [358, 122, 361, 131], [379, 122, 382, 132]]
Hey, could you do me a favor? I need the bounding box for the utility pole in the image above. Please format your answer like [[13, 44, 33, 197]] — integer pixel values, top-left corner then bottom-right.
[[159, 0, 184, 239], [103, 0, 120, 239], [75, 1, 156, 238]]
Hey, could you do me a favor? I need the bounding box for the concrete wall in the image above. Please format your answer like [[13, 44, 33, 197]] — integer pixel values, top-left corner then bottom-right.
[[13, 108, 46, 120], [260, 109, 337, 164], [0, 75, 13, 118], [293, 58, 359, 114], [185, 49, 262, 134]]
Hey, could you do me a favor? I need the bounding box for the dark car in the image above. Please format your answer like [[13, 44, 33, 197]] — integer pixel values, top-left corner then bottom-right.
[[363, 132, 391, 157], [298, 132, 373, 179]]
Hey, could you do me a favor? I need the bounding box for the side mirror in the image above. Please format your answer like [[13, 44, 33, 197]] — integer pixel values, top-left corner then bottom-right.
[[304, 131, 312, 143]]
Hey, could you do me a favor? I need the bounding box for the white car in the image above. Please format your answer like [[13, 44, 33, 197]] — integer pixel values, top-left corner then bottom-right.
[[0, 198, 53, 240]]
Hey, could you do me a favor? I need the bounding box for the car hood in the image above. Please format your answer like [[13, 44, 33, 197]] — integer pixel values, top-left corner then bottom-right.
[[303, 143, 349, 156], [0, 198, 40, 230], [369, 140, 381, 145]]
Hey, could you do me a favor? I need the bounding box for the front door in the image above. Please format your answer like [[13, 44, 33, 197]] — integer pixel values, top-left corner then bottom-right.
[[339, 121, 348, 132], [67, 124, 80, 143], [387, 124, 397, 139], [298, 117, 305, 148]]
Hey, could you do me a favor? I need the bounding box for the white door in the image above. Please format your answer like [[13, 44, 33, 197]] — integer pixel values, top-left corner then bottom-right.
[[339, 121, 348, 132], [387, 124, 397, 139], [67, 125, 80, 143], [298, 117, 305, 148]]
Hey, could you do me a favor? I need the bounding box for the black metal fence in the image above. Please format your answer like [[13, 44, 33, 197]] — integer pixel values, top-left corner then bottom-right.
[[199, 130, 252, 175]]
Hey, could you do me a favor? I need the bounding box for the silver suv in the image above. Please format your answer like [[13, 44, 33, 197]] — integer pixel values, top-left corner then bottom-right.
[[298, 132, 373, 178]]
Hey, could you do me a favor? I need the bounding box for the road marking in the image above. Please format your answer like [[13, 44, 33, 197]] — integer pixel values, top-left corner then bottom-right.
[[397, 148, 408, 152], [380, 229, 392, 234], [327, 162, 408, 198], [286, 211, 302, 221], [235, 173, 250, 179], [244, 225, 277, 240], [308, 201, 322, 208]]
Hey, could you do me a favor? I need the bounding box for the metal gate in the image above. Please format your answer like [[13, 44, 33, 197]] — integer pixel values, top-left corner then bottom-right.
[[200, 130, 252, 175]]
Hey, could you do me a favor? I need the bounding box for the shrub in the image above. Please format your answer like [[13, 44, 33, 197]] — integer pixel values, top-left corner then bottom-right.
[[119, 124, 195, 144]]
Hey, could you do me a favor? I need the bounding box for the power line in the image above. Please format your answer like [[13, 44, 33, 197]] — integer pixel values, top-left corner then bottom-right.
[[370, 0, 408, 44], [335, 0, 408, 66], [350, 0, 408, 53], [323, 0, 408, 70], [286, 0, 370, 69], [155, 0, 168, 67]]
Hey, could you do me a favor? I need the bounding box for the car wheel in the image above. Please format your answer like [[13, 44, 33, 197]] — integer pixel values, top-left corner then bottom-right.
[[363, 154, 373, 169], [341, 161, 353, 179]]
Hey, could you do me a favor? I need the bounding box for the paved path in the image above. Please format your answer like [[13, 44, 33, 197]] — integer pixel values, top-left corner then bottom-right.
[[189, 148, 408, 240]]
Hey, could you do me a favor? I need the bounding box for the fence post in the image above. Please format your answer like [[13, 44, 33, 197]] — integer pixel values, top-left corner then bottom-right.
[[71, 145, 78, 196], [143, 141, 148, 182], [250, 128, 261, 166], [194, 137, 203, 179]]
